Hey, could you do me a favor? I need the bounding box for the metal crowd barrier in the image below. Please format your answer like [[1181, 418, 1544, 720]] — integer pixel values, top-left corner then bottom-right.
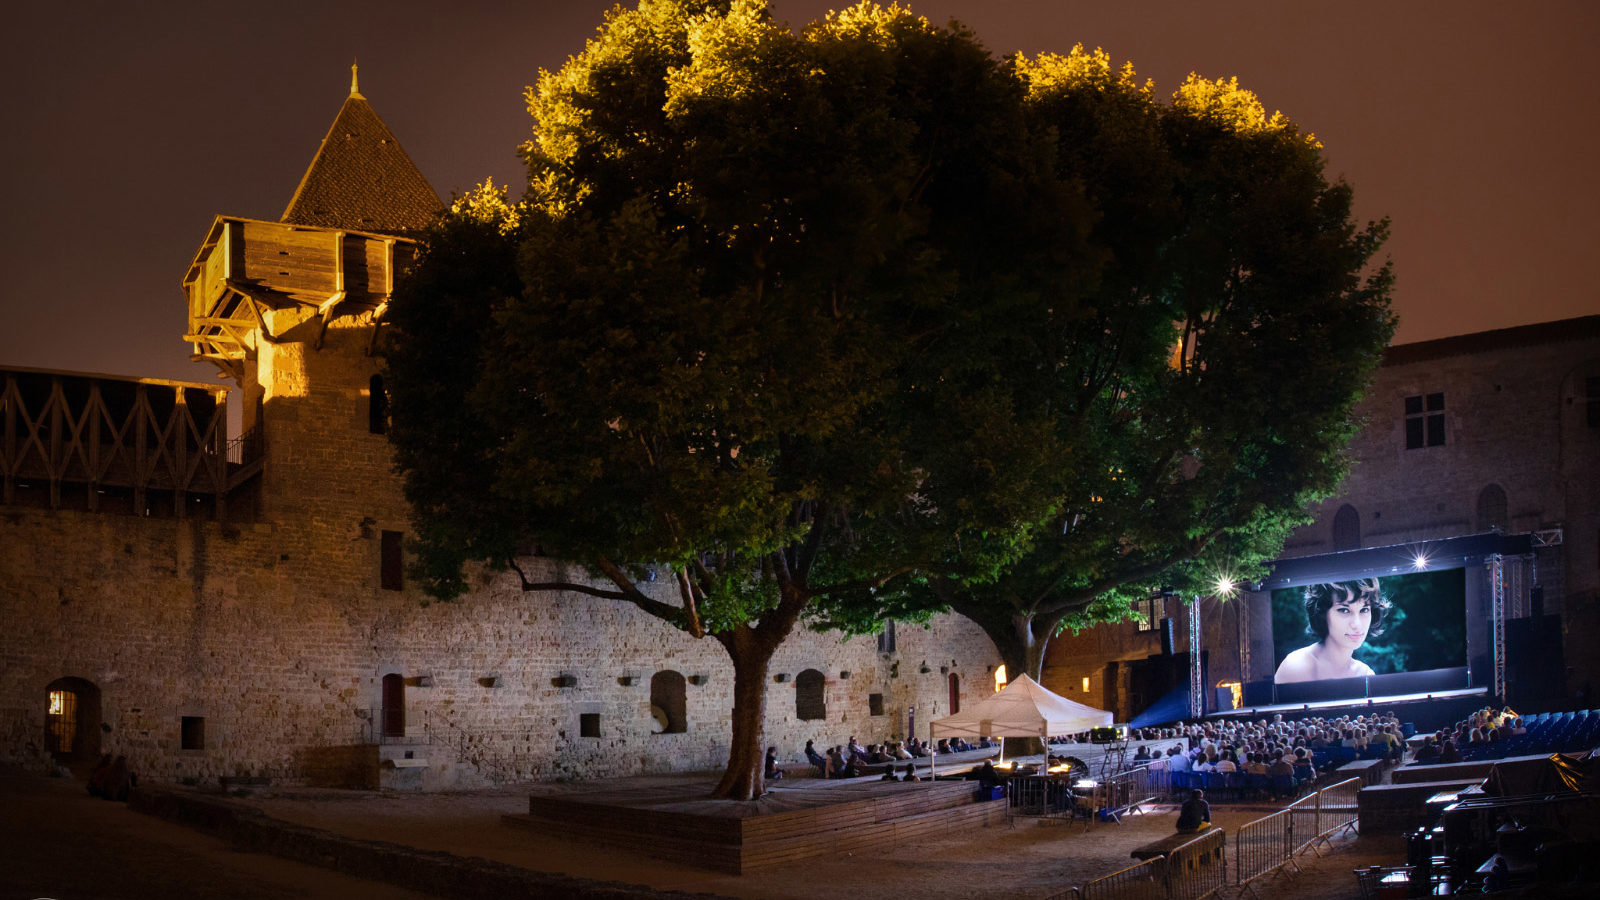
[[1233, 808, 1296, 895], [1315, 777, 1361, 845], [1054, 830, 1227, 900], [1234, 777, 1363, 898], [1055, 776, 1364, 900], [1166, 828, 1227, 900]]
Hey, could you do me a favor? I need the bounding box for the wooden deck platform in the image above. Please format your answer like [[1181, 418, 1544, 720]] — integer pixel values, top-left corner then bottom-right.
[[503, 775, 1009, 873]]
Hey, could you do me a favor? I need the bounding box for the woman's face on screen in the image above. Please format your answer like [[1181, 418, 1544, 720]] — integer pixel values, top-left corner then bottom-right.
[[1326, 600, 1372, 653]]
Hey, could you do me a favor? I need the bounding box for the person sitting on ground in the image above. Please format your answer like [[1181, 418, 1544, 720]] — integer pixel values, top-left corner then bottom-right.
[[765, 746, 785, 781], [977, 736, 994, 749], [868, 744, 893, 764], [805, 739, 827, 775], [881, 764, 902, 782], [87, 753, 113, 798], [893, 741, 912, 760], [103, 755, 134, 802], [935, 739, 951, 755], [1175, 789, 1211, 834], [1439, 738, 1460, 764], [901, 763, 919, 782], [847, 735, 865, 760]]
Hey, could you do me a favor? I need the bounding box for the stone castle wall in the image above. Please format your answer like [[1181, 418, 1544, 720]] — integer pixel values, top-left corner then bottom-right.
[[1042, 323, 1600, 713], [0, 504, 999, 788], [0, 316, 1001, 788]]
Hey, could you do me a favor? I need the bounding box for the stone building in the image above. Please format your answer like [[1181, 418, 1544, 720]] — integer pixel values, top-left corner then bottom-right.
[[1043, 315, 1600, 719], [0, 79, 1000, 789]]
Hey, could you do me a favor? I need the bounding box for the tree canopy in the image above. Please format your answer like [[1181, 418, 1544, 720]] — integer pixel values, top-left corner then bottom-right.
[[381, 0, 1394, 800]]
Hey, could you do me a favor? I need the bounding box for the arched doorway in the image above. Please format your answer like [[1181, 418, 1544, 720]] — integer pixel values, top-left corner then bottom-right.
[[381, 673, 405, 739], [45, 676, 101, 765], [795, 669, 826, 722]]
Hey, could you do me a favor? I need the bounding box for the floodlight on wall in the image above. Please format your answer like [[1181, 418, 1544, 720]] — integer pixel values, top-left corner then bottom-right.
[[552, 674, 577, 688], [839, 671, 850, 679]]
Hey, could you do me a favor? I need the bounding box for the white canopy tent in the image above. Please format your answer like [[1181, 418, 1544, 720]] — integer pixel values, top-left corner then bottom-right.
[[927, 674, 1113, 778]]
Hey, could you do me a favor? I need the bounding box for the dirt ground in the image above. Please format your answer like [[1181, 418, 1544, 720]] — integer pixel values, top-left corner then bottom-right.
[[2, 758, 1405, 899], [238, 779, 1397, 899]]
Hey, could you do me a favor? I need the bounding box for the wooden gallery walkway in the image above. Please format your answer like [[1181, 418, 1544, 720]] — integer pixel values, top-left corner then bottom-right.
[[504, 775, 1008, 874]]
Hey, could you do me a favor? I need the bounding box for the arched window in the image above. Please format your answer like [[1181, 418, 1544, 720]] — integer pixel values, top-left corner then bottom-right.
[[1476, 484, 1508, 533], [994, 665, 1008, 693], [381, 673, 405, 738], [368, 374, 388, 435], [651, 670, 687, 734], [1332, 504, 1360, 551], [948, 673, 961, 715], [45, 676, 101, 763], [795, 668, 826, 721]]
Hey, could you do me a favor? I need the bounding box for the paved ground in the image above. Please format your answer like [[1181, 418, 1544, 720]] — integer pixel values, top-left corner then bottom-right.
[[1, 745, 1402, 900], [0, 768, 434, 900]]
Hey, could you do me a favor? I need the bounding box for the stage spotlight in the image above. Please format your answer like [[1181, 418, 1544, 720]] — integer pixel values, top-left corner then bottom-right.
[[1213, 576, 1236, 597], [1412, 551, 1430, 570]]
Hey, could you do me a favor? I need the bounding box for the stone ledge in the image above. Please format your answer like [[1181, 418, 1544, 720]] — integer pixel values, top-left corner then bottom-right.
[[129, 784, 728, 899]]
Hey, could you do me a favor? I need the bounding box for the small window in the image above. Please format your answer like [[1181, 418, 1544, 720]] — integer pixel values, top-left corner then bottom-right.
[[796, 669, 826, 721], [579, 713, 601, 738], [948, 673, 960, 715], [1404, 392, 1445, 449], [876, 619, 896, 654], [381, 530, 403, 591], [369, 374, 388, 435], [181, 716, 205, 750], [1082, 676, 1091, 693], [994, 665, 1008, 692], [869, 693, 884, 716]]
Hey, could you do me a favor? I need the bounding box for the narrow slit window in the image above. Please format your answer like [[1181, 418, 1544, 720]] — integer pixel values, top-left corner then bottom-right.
[[381, 530, 403, 591]]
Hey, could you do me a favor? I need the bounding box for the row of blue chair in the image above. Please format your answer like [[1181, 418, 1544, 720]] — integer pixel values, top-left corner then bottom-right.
[[1168, 769, 1306, 801]]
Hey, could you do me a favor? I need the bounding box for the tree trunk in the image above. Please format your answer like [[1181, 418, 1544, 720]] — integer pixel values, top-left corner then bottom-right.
[[709, 629, 775, 800]]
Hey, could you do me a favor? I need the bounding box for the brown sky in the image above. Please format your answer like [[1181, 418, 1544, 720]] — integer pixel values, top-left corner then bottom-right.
[[2, 0, 1595, 387]]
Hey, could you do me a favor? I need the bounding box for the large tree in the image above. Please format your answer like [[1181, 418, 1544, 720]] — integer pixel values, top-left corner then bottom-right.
[[817, 49, 1396, 686], [383, 0, 1081, 800], [384, 2, 1393, 800]]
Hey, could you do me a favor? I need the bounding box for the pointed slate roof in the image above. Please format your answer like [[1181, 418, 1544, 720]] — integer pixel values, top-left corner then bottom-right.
[[281, 67, 442, 234]]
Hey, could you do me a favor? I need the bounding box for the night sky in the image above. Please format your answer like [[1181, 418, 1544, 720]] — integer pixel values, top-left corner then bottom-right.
[[3, 0, 1595, 389]]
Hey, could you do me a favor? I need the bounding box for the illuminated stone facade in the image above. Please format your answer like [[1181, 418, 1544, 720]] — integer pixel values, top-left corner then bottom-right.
[[0, 86, 1001, 789], [1043, 318, 1600, 717]]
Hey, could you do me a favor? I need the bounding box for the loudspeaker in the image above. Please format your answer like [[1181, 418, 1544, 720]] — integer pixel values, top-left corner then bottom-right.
[[1160, 618, 1176, 656]]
